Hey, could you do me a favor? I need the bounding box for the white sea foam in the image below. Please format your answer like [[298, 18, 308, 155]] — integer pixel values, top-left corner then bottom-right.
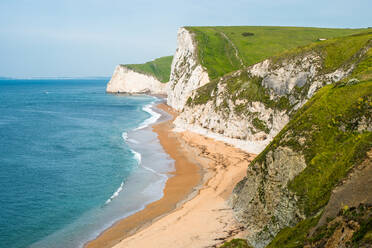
[[134, 103, 161, 131], [122, 132, 139, 144], [122, 132, 128, 141], [131, 149, 142, 165], [130, 149, 166, 179], [105, 182, 124, 204], [105, 99, 165, 206], [142, 164, 167, 179]]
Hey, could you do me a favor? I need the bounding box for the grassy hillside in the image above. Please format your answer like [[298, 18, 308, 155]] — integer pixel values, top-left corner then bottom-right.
[[188, 32, 371, 116], [262, 48, 372, 247], [222, 83, 371, 248], [124, 56, 173, 83], [219, 31, 372, 247], [267, 204, 372, 248], [185, 26, 368, 79]]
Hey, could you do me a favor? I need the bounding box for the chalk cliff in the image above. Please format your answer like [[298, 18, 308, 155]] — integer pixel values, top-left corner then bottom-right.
[[166, 27, 210, 110], [173, 51, 355, 153], [106, 65, 168, 95]]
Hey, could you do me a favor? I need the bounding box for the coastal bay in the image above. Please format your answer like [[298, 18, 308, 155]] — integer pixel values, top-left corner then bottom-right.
[[87, 103, 256, 248]]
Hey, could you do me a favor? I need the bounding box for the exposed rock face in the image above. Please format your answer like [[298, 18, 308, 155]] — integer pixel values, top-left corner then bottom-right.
[[167, 27, 210, 110], [174, 52, 352, 154], [230, 147, 307, 248], [106, 65, 168, 95]]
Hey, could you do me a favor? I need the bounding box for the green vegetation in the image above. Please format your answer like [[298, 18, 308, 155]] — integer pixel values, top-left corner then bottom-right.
[[220, 239, 252, 248], [188, 31, 371, 123], [271, 31, 372, 73], [189, 70, 292, 114], [269, 204, 372, 247], [350, 44, 372, 81], [217, 30, 372, 248], [266, 215, 321, 248], [255, 48, 372, 246], [186, 26, 368, 79], [254, 79, 372, 217], [288, 82, 372, 216], [191, 80, 218, 105], [124, 56, 173, 83], [252, 117, 270, 134]]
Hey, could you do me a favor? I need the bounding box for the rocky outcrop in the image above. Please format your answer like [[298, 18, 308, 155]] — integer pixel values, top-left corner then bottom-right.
[[230, 147, 307, 248], [167, 27, 210, 110], [106, 65, 168, 95], [304, 204, 372, 248]]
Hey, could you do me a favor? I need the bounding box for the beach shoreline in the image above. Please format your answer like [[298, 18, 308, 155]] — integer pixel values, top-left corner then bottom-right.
[[85, 103, 202, 248], [86, 102, 256, 248]]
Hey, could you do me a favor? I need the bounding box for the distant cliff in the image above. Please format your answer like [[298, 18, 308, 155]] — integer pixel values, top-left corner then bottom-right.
[[106, 65, 168, 94], [106, 56, 172, 95]]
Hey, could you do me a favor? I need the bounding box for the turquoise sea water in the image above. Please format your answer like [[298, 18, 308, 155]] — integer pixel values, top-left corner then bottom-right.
[[0, 79, 173, 248]]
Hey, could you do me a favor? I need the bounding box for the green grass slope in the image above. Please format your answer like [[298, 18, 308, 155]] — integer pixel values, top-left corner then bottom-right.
[[186, 26, 368, 79], [188, 32, 371, 118], [124, 56, 173, 83], [258, 44, 372, 248], [263, 79, 372, 247], [220, 32, 372, 248]]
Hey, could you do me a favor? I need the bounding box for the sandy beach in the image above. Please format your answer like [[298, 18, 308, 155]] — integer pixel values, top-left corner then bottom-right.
[[86, 103, 255, 248]]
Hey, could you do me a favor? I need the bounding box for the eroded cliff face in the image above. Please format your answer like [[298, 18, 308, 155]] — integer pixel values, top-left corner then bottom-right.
[[166, 27, 210, 110], [173, 52, 353, 154], [106, 65, 168, 95], [230, 147, 307, 248]]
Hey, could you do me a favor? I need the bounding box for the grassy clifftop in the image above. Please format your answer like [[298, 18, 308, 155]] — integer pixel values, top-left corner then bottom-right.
[[124, 55, 173, 83], [185, 26, 368, 79], [188, 32, 371, 115]]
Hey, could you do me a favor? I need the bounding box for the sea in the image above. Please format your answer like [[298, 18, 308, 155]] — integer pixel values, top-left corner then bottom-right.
[[0, 79, 174, 248]]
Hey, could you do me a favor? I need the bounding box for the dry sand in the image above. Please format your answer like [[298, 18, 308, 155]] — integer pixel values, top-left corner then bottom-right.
[[86, 103, 255, 248]]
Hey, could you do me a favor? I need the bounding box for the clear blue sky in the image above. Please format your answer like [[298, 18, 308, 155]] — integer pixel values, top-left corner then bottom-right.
[[0, 0, 371, 78]]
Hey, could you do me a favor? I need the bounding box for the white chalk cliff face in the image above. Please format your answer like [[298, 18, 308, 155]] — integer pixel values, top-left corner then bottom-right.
[[167, 27, 210, 111], [106, 65, 168, 95], [173, 52, 355, 154]]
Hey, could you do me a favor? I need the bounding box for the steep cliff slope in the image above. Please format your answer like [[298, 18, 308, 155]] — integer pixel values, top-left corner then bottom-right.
[[175, 32, 371, 154], [167, 26, 366, 111], [228, 41, 372, 247], [167, 27, 210, 110], [106, 56, 172, 94]]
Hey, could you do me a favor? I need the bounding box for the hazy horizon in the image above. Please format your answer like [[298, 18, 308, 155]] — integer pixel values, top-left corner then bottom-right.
[[1, 0, 371, 78]]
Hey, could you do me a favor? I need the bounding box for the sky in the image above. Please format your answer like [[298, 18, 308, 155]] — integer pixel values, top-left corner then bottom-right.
[[0, 0, 371, 78]]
